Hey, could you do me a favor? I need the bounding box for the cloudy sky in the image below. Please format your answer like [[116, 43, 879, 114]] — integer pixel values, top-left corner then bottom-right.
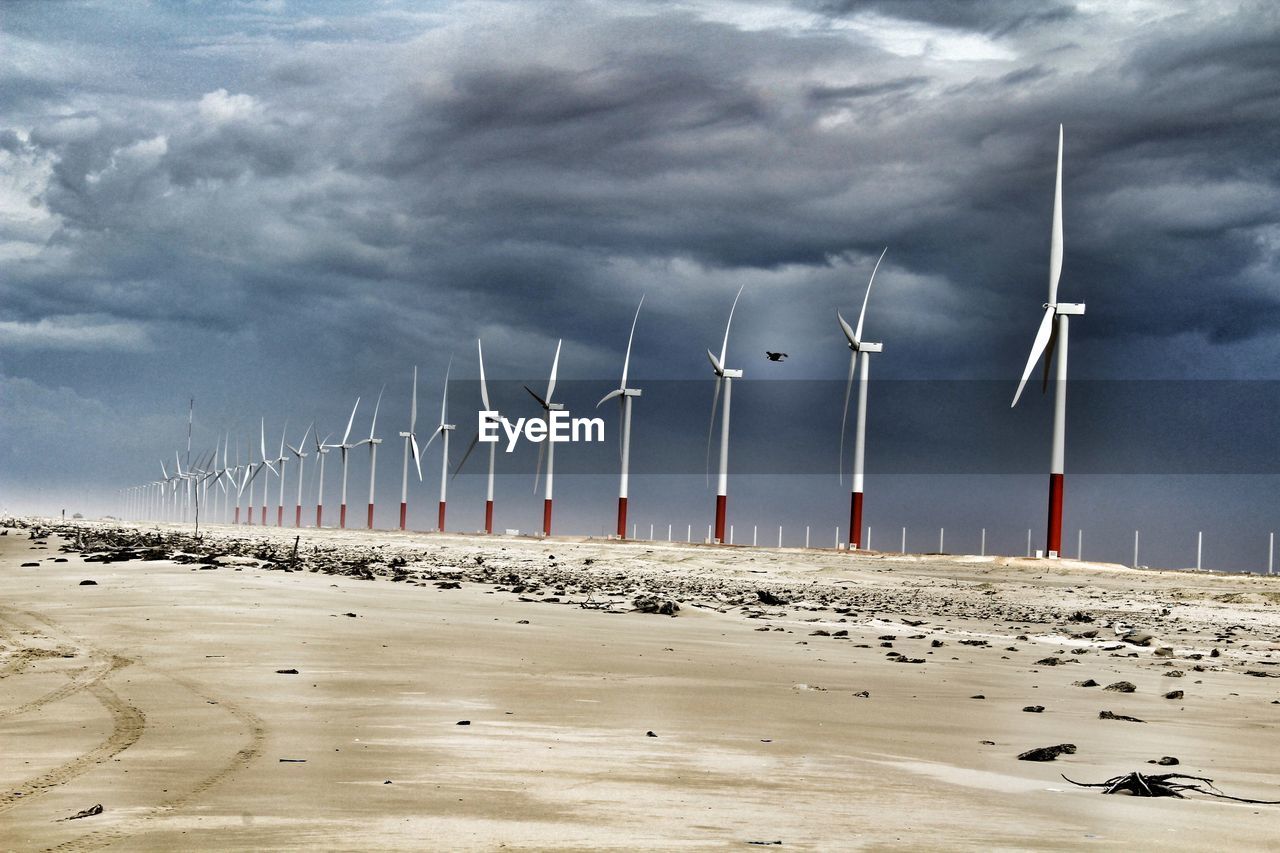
[[2, 0, 1278, 569]]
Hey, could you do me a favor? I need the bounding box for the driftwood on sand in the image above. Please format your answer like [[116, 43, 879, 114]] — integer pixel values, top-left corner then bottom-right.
[[1062, 772, 1280, 804]]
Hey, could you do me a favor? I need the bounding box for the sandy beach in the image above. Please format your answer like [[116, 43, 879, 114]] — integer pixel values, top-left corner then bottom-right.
[[2, 519, 1278, 851]]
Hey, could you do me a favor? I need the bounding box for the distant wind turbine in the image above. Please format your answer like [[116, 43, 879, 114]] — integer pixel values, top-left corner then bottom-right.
[[597, 295, 644, 539], [526, 340, 563, 537], [1011, 124, 1085, 559], [357, 387, 384, 529], [325, 398, 361, 528], [287, 423, 312, 527], [706, 286, 745, 544], [423, 359, 455, 533], [398, 366, 423, 531], [837, 247, 888, 550], [314, 428, 332, 527], [453, 339, 498, 533]]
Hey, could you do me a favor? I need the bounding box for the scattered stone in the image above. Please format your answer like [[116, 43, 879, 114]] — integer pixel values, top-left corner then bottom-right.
[[970, 694, 986, 700], [646, 730, 657, 737], [931, 639, 944, 647], [1099, 710, 1145, 723], [1104, 681, 1137, 693], [852, 691, 870, 698], [1067, 611, 1094, 623], [456, 720, 471, 726], [21, 562, 39, 567], [1153, 647, 1174, 658], [1148, 756, 1180, 766], [1023, 705, 1045, 713], [61, 804, 103, 821], [1018, 743, 1076, 762], [756, 589, 787, 606], [1122, 632, 1153, 647], [1164, 690, 1184, 700], [1036, 657, 1062, 666], [276, 668, 299, 674], [78, 579, 97, 585], [632, 595, 679, 615], [1073, 679, 1099, 687]]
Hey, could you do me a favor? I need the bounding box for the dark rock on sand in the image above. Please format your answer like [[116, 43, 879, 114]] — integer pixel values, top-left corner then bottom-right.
[[1164, 690, 1185, 700], [1023, 705, 1045, 713], [276, 668, 299, 674], [78, 579, 97, 585], [1018, 743, 1076, 761], [1104, 681, 1137, 693], [1099, 710, 1145, 722], [756, 589, 787, 606], [1148, 756, 1180, 766]]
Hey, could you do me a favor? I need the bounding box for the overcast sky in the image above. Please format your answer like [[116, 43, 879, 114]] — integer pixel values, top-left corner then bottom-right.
[[2, 1, 1278, 569]]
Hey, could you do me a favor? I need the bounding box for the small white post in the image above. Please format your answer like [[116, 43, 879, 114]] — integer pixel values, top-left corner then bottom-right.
[[866, 526, 871, 551], [1269, 532, 1274, 575], [1077, 529, 1083, 560], [901, 526, 906, 553], [633, 523, 637, 540], [778, 525, 783, 548], [1196, 531, 1202, 570], [836, 526, 840, 548], [707, 523, 712, 542], [939, 527, 945, 553], [729, 524, 734, 545], [650, 523, 654, 540], [667, 523, 672, 542], [752, 524, 757, 547], [1027, 528, 1032, 557], [980, 528, 986, 557], [805, 525, 810, 548], [687, 523, 692, 543], [1134, 530, 1140, 568]]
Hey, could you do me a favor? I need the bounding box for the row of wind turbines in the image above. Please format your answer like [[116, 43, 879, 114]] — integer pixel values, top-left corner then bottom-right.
[[120, 126, 1083, 559]]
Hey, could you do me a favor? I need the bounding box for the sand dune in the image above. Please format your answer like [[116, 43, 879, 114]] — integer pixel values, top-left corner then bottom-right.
[[2, 519, 1278, 850]]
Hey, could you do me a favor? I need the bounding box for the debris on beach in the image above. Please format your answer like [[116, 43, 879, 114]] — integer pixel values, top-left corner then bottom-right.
[[1018, 743, 1076, 761], [1098, 710, 1145, 722], [1104, 681, 1136, 693], [61, 804, 103, 821], [632, 594, 679, 615], [1062, 772, 1280, 803]]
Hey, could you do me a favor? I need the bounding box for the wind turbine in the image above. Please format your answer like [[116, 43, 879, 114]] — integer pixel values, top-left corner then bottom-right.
[[706, 285, 744, 544], [452, 339, 498, 534], [258, 418, 278, 526], [837, 247, 888, 550], [287, 424, 311, 527], [1012, 124, 1085, 560], [526, 340, 563, 537], [398, 366, 423, 531], [314, 428, 332, 527], [272, 420, 289, 526], [423, 359, 455, 532], [597, 295, 644, 539], [357, 387, 384, 529], [325, 398, 360, 528]]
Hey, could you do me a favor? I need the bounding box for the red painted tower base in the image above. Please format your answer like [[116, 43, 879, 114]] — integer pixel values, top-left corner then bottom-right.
[[295, 505, 302, 528], [1047, 473, 1064, 557], [399, 502, 407, 531], [277, 506, 283, 527], [234, 507, 240, 524], [437, 501, 446, 533], [315, 505, 322, 528], [714, 494, 727, 543], [261, 506, 267, 526], [543, 499, 553, 537], [617, 497, 628, 538], [339, 504, 347, 529], [484, 500, 493, 534], [850, 491, 864, 549], [367, 503, 374, 529], [247, 505, 253, 526]]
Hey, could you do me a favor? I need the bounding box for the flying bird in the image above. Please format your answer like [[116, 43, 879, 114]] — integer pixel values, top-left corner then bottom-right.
[[765, 351, 788, 362]]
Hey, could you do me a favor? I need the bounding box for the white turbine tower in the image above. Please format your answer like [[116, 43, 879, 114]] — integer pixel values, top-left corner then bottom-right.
[[424, 359, 455, 533], [398, 366, 424, 531], [272, 421, 289, 526], [706, 285, 745, 544], [526, 340, 563, 537], [837, 247, 888, 550], [452, 339, 498, 533], [1012, 125, 1085, 560], [357, 388, 384, 529], [287, 424, 311, 527], [597, 295, 644, 539], [325, 398, 361, 528], [314, 429, 332, 528], [258, 419, 278, 526]]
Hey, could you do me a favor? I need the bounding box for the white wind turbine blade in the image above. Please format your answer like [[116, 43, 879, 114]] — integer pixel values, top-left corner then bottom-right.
[[369, 385, 384, 440], [277, 418, 288, 461], [546, 339, 562, 404], [838, 350, 856, 484], [410, 365, 419, 434], [854, 247, 888, 344], [161, 460, 169, 480], [477, 339, 490, 411], [620, 294, 644, 390], [1012, 305, 1057, 407], [706, 348, 723, 375], [423, 423, 444, 451], [718, 284, 745, 368], [296, 423, 312, 457], [534, 437, 546, 494], [411, 435, 423, 481], [1049, 124, 1064, 306], [596, 388, 624, 408], [341, 398, 360, 446], [260, 419, 278, 476], [451, 433, 480, 481], [440, 357, 452, 426], [837, 310, 859, 349]]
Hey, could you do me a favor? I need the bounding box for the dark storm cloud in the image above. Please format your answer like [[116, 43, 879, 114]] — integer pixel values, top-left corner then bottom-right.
[[806, 0, 1077, 35]]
